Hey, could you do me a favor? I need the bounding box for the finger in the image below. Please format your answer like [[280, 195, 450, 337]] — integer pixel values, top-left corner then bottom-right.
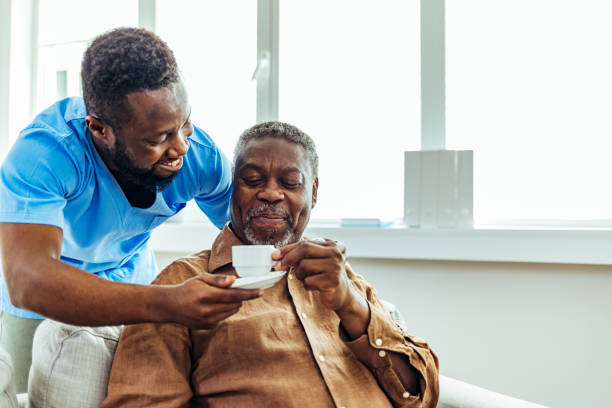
[[292, 258, 337, 281], [273, 238, 331, 261], [205, 306, 242, 326], [199, 272, 236, 288], [207, 286, 264, 303], [194, 276, 263, 303], [317, 238, 347, 256], [271, 241, 301, 261], [302, 273, 338, 292], [205, 302, 244, 314], [330, 239, 346, 255], [276, 241, 344, 270]]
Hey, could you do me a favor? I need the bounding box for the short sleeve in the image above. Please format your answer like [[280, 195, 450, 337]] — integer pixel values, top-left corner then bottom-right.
[[189, 128, 232, 228], [0, 128, 80, 228]]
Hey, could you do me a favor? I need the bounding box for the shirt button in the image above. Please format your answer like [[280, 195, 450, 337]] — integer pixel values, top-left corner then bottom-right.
[[402, 392, 410, 399], [318, 354, 325, 362], [378, 350, 386, 358], [375, 338, 383, 346], [301, 312, 307, 319]]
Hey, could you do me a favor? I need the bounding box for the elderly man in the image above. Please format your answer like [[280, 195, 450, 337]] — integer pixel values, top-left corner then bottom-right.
[[102, 122, 439, 408]]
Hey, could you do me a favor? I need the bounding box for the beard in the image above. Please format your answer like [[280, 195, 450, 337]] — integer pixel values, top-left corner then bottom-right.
[[110, 136, 178, 192], [242, 203, 296, 248]]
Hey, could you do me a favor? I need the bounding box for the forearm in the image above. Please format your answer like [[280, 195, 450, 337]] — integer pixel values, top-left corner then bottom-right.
[[335, 286, 370, 339], [6, 257, 170, 326]]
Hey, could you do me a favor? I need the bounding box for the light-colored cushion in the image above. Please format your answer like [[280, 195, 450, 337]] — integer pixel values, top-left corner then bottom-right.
[[27, 320, 122, 408], [0, 345, 18, 408], [379, 298, 407, 329]]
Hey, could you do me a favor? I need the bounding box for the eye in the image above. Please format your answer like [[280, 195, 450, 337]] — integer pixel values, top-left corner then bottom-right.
[[281, 179, 302, 189], [182, 120, 194, 138], [242, 177, 263, 186], [147, 135, 168, 146]]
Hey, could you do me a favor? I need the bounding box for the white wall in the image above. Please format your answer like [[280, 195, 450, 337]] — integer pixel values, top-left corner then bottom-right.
[[155, 251, 612, 408]]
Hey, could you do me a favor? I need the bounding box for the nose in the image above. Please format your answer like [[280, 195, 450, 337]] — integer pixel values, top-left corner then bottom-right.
[[256, 180, 284, 203], [168, 132, 190, 158]]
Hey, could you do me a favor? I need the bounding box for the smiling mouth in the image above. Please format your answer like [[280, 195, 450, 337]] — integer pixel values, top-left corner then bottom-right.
[[162, 159, 180, 167], [248, 210, 292, 228], [157, 157, 183, 172], [252, 213, 287, 225]]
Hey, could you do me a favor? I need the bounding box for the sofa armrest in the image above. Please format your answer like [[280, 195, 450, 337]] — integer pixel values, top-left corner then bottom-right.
[[438, 375, 549, 408]]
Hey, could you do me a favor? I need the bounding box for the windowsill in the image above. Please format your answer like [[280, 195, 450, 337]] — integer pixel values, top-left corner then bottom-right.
[[150, 221, 612, 265]]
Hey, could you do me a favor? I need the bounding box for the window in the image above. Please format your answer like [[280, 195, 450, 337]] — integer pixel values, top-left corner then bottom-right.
[[156, 0, 257, 160], [279, 1, 421, 220], [36, 0, 139, 113], [446, 0, 612, 225], [11, 1, 611, 227]]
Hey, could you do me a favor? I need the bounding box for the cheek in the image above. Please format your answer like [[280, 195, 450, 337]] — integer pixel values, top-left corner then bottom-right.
[[143, 148, 166, 166], [291, 197, 312, 226], [232, 191, 255, 222]]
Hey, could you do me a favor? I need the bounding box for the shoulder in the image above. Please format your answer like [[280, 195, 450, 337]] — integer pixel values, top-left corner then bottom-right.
[[28, 97, 87, 139], [13, 97, 88, 164], [184, 125, 231, 171], [188, 125, 221, 155], [176, 125, 232, 192], [151, 250, 212, 286]]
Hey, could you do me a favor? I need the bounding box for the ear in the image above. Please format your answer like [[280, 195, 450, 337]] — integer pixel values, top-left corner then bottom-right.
[[311, 177, 319, 208], [85, 115, 116, 148]]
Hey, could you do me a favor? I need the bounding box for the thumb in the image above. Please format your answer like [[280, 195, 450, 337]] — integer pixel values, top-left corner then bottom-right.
[[199, 272, 236, 288], [271, 241, 299, 261]]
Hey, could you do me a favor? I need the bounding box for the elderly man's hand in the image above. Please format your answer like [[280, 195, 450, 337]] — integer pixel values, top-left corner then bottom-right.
[[272, 239, 353, 311], [272, 239, 370, 338], [163, 273, 263, 329]]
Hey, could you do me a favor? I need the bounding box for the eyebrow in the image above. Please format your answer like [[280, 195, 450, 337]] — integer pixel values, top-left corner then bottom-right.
[[239, 163, 303, 174]]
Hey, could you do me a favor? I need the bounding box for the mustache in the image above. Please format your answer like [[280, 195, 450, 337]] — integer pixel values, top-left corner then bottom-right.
[[246, 204, 293, 225]]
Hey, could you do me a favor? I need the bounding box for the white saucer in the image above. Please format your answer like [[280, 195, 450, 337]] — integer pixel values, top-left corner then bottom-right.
[[231, 271, 286, 289]]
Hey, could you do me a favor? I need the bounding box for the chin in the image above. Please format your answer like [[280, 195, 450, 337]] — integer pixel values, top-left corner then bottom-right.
[[244, 226, 294, 248]]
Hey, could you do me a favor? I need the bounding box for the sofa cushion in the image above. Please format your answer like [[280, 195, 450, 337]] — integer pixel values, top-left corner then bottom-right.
[[0, 345, 18, 408], [27, 320, 122, 408]]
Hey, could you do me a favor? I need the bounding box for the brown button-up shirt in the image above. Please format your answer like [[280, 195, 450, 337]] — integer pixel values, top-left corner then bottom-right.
[[102, 226, 439, 408]]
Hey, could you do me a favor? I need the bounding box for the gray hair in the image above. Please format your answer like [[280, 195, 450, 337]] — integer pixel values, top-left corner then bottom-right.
[[233, 121, 319, 179]]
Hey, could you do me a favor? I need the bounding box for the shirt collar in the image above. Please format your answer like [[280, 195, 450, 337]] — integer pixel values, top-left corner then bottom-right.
[[208, 223, 246, 272]]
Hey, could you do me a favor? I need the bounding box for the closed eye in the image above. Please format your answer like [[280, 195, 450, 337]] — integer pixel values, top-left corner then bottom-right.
[[281, 180, 301, 189], [147, 137, 167, 146], [243, 178, 264, 186]]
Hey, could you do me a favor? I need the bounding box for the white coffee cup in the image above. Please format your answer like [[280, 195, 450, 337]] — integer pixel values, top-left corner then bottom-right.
[[232, 245, 276, 278]]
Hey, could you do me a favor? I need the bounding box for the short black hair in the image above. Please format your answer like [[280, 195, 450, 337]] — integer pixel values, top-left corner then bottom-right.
[[81, 27, 179, 130]]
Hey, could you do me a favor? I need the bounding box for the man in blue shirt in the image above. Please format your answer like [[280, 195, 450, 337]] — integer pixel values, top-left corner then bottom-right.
[[0, 28, 262, 391]]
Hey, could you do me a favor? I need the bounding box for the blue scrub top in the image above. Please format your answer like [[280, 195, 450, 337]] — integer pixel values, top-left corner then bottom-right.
[[0, 97, 233, 318]]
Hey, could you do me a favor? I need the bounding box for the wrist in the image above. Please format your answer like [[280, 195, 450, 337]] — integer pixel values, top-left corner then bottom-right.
[[335, 287, 370, 339], [145, 285, 175, 324], [336, 285, 365, 315]]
